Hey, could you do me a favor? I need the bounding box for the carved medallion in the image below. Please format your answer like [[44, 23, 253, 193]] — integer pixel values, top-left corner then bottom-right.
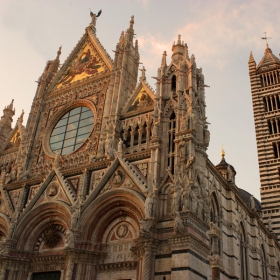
[[42, 224, 60, 248], [112, 170, 124, 186], [116, 224, 129, 239], [47, 182, 59, 197]]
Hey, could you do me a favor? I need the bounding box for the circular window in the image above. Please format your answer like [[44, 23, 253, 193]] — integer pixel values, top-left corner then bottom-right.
[[49, 107, 94, 155]]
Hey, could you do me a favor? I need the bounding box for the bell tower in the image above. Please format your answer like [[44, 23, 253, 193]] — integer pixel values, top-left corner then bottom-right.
[[249, 44, 280, 238]]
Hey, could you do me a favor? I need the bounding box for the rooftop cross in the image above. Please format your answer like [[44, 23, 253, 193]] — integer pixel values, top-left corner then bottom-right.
[[261, 31, 272, 46]]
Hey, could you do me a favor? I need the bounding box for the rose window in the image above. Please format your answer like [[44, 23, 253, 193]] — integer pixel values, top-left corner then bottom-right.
[[49, 107, 94, 155]]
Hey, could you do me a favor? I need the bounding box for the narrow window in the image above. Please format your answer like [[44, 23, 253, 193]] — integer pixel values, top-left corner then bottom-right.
[[171, 75, 176, 91], [268, 120, 272, 134], [263, 97, 267, 112], [168, 111, 176, 174]]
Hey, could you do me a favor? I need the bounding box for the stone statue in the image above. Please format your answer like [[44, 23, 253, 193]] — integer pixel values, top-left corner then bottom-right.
[[172, 183, 181, 212], [250, 195, 255, 210], [191, 110, 197, 129], [190, 187, 199, 214], [204, 125, 210, 147], [227, 165, 233, 182], [180, 114, 188, 131], [71, 200, 80, 229], [118, 138, 123, 153], [99, 141, 105, 156], [268, 217, 273, 232], [179, 139, 187, 160], [90, 9, 102, 27], [65, 230, 75, 248], [174, 211, 184, 234], [186, 155, 196, 183], [152, 121, 159, 137], [145, 191, 154, 218], [204, 196, 211, 223]]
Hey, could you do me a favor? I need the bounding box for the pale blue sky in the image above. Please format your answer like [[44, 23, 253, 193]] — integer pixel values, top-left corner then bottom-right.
[[1, 0, 280, 200]]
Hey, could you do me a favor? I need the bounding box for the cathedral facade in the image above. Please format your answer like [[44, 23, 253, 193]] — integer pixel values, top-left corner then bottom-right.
[[0, 13, 279, 280]]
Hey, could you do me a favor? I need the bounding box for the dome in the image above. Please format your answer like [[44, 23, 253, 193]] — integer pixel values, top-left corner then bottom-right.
[[238, 188, 262, 212]]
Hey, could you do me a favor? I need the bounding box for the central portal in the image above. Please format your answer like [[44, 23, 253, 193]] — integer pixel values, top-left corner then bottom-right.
[[32, 271, 61, 280]]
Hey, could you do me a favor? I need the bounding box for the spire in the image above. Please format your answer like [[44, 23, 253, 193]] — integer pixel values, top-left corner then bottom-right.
[[56, 46, 62, 60], [184, 43, 189, 58], [256, 44, 280, 71], [177, 34, 182, 45], [140, 66, 146, 81], [6, 99, 14, 111], [125, 15, 134, 42], [161, 51, 167, 67], [172, 35, 185, 62]]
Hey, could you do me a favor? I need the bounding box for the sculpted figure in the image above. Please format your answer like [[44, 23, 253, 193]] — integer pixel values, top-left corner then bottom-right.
[[191, 110, 197, 129], [174, 211, 184, 234], [65, 230, 75, 248], [179, 139, 187, 160], [190, 188, 199, 214], [204, 196, 211, 223], [145, 191, 154, 218], [71, 200, 80, 229], [180, 114, 188, 131], [152, 121, 159, 137], [113, 171, 122, 185], [118, 138, 123, 152], [204, 125, 210, 147], [99, 141, 105, 155], [250, 195, 255, 210], [186, 155, 196, 183], [172, 182, 181, 212]]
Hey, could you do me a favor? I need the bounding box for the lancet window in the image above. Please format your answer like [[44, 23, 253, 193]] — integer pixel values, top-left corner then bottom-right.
[[267, 118, 280, 134], [272, 142, 280, 158], [167, 111, 176, 174], [171, 75, 177, 92], [260, 71, 280, 87], [263, 94, 280, 112], [240, 222, 248, 280]]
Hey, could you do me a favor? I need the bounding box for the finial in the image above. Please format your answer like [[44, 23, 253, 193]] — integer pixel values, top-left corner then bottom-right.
[[130, 15, 134, 28], [261, 32, 272, 48], [135, 39, 138, 51], [7, 99, 14, 110], [56, 46, 62, 59], [161, 51, 167, 67], [221, 145, 225, 157], [18, 110, 24, 123], [140, 66, 146, 81], [177, 35, 181, 45], [184, 43, 188, 58]]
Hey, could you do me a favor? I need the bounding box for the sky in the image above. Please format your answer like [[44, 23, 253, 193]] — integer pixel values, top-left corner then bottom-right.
[[1, 0, 280, 200]]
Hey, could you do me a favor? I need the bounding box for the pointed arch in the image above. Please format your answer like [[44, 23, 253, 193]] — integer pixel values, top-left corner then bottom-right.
[[14, 202, 71, 252], [79, 188, 145, 242], [261, 244, 268, 280]]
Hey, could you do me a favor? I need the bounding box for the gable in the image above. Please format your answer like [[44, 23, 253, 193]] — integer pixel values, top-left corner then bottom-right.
[[56, 42, 107, 89], [122, 82, 155, 116]]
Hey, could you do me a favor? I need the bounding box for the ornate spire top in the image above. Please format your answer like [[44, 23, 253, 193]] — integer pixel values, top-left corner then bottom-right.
[[161, 51, 167, 67], [130, 15, 134, 29], [140, 66, 146, 81], [177, 34, 181, 45], [221, 146, 225, 158], [18, 110, 24, 124], [56, 46, 62, 59], [184, 43, 188, 58], [6, 99, 14, 111]]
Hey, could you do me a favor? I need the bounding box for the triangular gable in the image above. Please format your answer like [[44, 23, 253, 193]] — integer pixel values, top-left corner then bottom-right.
[[2, 127, 20, 153], [0, 111, 25, 154], [21, 167, 76, 219], [82, 154, 148, 211], [122, 81, 155, 116], [47, 28, 113, 93]]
